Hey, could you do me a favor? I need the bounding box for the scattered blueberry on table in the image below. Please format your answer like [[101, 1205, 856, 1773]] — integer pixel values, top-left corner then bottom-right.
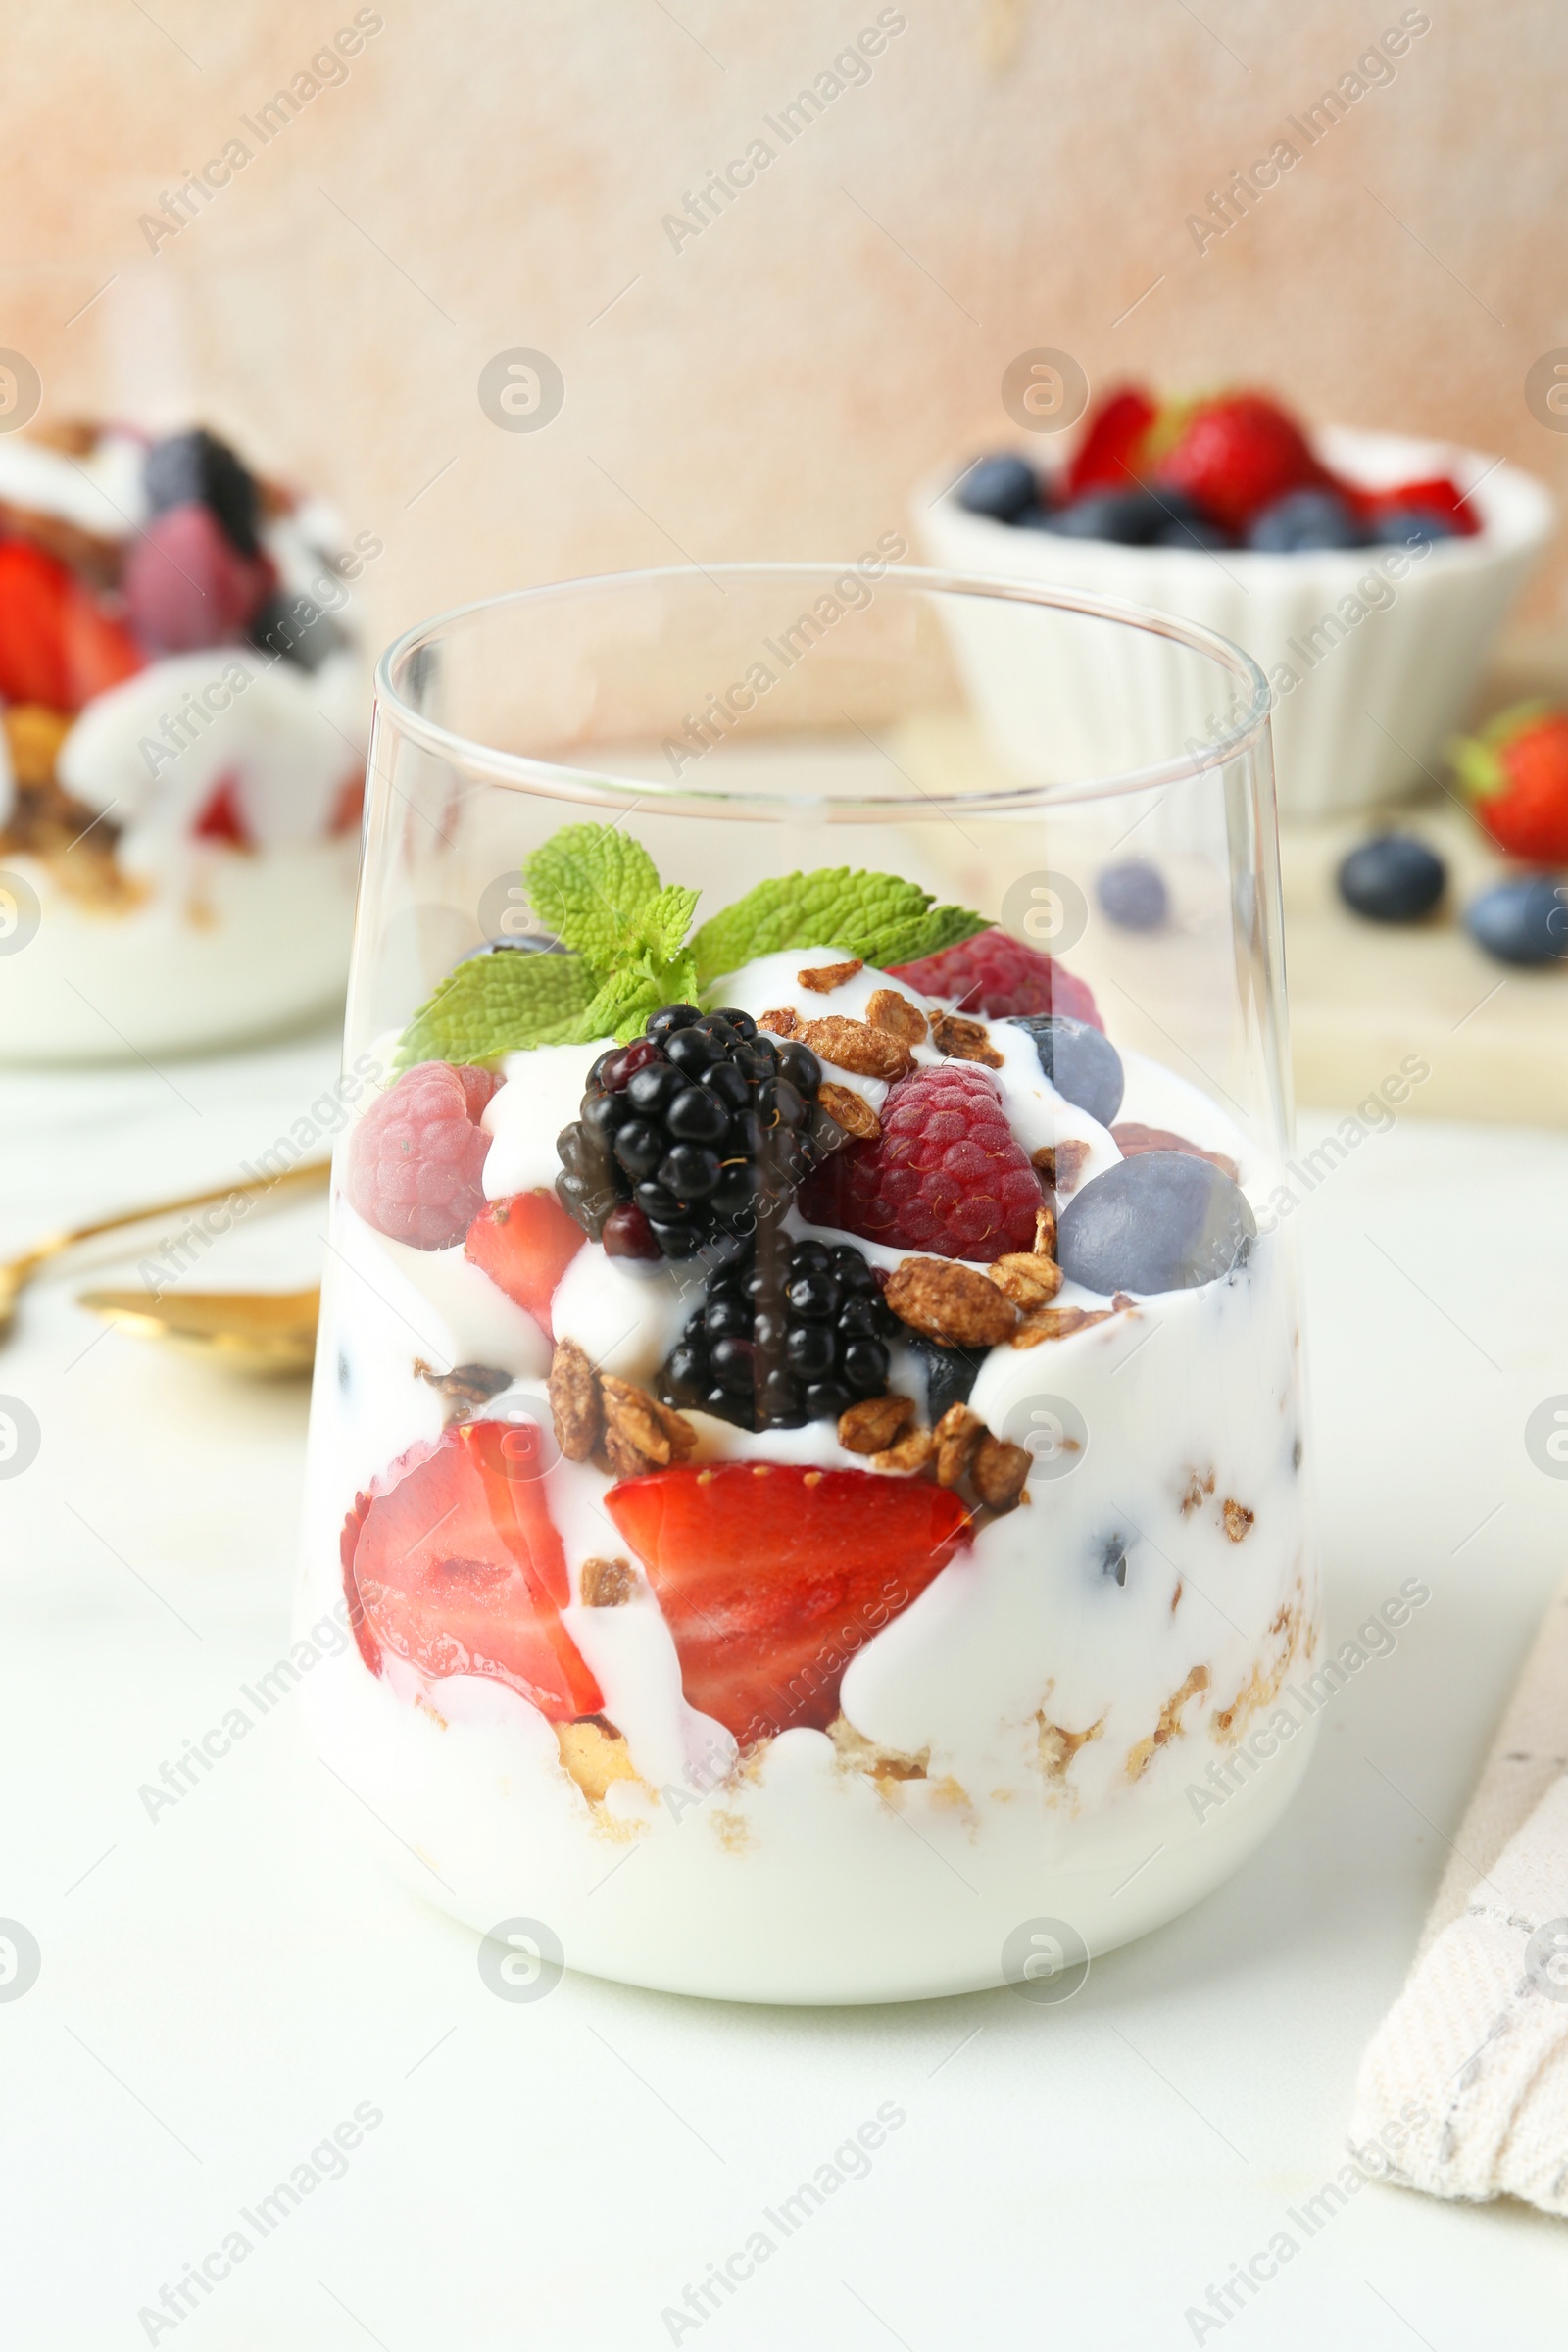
[[1336, 835, 1447, 923], [1464, 876, 1568, 966]]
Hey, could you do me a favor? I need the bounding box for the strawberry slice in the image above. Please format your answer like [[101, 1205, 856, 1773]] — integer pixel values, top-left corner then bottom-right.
[[606, 1462, 971, 1745], [343, 1422, 602, 1719], [192, 774, 253, 847], [0, 537, 141, 710], [466, 1189, 585, 1340], [1066, 385, 1159, 496]]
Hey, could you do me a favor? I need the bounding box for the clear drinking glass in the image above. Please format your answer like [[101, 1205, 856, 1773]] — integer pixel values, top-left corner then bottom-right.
[[299, 564, 1318, 2004]]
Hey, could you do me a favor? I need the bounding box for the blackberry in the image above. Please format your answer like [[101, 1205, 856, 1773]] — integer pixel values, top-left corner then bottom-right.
[[555, 1003, 842, 1260], [659, 1236, 901, 1429], [143, 427, 262, 558]]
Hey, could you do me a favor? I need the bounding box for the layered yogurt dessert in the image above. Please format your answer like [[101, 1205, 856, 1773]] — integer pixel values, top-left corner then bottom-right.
[[303, 823, 1317, 2000], [0, 421, 373, 1058]]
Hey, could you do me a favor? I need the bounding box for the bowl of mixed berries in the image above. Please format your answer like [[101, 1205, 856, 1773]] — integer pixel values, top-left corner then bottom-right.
[[920, 385, 1553, 818]]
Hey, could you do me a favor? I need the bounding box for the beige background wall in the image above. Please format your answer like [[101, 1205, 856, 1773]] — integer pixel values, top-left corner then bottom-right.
[[6, 0, 1565, 663]]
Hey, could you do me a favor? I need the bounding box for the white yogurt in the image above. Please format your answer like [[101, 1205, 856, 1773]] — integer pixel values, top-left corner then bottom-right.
[[301, 950, 1316, 1999]]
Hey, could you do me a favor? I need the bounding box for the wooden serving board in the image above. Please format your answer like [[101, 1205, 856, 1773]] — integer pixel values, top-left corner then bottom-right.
[[887, 710, 1568, 1127]]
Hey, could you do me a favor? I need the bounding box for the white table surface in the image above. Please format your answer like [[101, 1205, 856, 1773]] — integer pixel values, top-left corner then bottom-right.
[[3, 1023, 1566, 2350]]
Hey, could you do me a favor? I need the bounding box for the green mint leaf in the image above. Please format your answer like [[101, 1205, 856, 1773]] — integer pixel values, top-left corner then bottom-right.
[[867, 901, 988, 967], [394, 951, 595, 1070], [642, 884, 701, 963], [574, 943, 699, 1046], [520, 823, 662, 970], [691, 868, 985, 988]]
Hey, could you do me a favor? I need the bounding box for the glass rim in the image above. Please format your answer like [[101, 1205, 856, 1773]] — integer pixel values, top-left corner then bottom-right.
[[372, 562, 1274, 814]]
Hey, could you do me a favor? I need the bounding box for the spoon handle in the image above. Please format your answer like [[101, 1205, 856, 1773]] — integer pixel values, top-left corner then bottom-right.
[[5, 1154, 333, 1286]]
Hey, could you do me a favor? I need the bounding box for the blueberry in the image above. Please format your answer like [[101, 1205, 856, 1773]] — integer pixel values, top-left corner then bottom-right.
[[249, 589, 340, 671], [144, 427, 262, 557], [1011, 1013, 1124, 1127], [1156, 516, 1234, 551], [1096, 858, 1169, 932], [1057, 1151, 1255, 1295], [1337, 835, 1446, 923], [908, 1336, 986, 1422], [1374, 506, 1459, 551], [1044, 491, 1167, 546], [956, 453, 1039, 524], [1464, 875, 1568, 966], [1247, 489, 1368, 553]]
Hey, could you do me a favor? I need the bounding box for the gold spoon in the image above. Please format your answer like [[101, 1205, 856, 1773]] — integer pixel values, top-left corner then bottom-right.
[[74, 1284, 320, 1375], [0, 1156, 331, 1343]]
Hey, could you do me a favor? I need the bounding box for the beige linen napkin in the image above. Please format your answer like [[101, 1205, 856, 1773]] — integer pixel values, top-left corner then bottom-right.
[[1349, 1570, 1568, 2214]]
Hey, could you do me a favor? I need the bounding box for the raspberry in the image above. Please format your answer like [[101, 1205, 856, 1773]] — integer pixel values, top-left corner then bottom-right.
[[346, 1062, 500, 1250], [800, 1063, 1042, 1263], [890, 929, 1102, 1029]]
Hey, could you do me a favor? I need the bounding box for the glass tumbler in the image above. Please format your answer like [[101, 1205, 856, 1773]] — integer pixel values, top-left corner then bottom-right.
[[299, 564, 1318, 2004]]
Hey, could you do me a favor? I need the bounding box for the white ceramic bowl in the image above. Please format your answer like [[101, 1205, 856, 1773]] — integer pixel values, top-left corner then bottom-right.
[[918, 426, 1555, 819]]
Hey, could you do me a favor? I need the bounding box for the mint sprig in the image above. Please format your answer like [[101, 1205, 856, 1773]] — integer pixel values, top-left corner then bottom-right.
[[393, 825, 985, 1068]]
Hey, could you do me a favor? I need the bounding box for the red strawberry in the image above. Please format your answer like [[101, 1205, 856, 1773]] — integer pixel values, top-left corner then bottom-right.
[[889, 928, 1103, 1029], [328, 772, 366, 836], [605, 1462, 970, 1744], [1067, 385, 1159, 496], [1156, 393, 1330, 534], [1355, 473, 1480, 538], [343, 1422, 603, 1719], [0, 537, 142, 710], [466, 1189, 585, 1339], [1453, 703, 1568, 863]]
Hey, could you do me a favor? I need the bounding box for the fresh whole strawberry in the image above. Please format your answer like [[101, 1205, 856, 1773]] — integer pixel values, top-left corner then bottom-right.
[[1453, 703, 1568, 863], [889, 928, 1102, 1028], [605, 1461, 971, 1744], [466, 1189, 585, 1339], [1066, 386, 1160, 496], [343, 1421, 603, 1717], [1156, 393, 1331, 535], [0, 537, 142, 710]]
